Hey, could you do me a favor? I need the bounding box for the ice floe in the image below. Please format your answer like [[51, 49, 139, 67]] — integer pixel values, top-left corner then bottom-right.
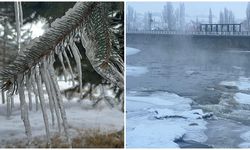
[[126, 47, 141, 56], [126, 91, 207, 148]]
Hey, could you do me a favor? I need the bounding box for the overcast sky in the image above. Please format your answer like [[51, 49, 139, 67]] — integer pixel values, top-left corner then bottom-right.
[[127, 2, 248, 23]]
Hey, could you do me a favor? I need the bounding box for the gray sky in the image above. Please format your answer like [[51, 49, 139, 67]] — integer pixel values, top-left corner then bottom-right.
[[127, 2, 248, 23]]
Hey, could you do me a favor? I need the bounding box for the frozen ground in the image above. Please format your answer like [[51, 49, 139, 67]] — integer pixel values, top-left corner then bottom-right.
[[0, 81, 123, 147]]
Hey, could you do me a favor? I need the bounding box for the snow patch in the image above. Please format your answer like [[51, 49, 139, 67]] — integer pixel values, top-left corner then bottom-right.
[[0, 81, 123, 146]]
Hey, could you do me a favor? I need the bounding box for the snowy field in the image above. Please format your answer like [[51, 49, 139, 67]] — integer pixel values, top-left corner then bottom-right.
[[0, 81, 123, 147]]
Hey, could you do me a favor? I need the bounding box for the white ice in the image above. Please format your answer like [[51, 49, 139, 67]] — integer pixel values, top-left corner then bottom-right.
[[126, 65, 148, 77], [126, 47, 148, 77], [239, 131, 250, 148], [220, 77, 250, 91], [126, 47, 141, 56], [220, 76, 250, 147], [234, 93, 250, 105], [126, 91, 207, 148]]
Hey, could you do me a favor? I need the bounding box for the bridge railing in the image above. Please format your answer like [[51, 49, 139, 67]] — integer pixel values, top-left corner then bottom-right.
[[127, 30, 250, 36]]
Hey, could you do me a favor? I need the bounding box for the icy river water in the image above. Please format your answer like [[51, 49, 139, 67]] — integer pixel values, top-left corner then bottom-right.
[[126, 43, 250, 148]]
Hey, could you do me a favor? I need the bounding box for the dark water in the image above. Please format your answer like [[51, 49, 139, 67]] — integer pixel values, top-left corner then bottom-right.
[[127, 42, 250, 148], [127, 43, 250, 104]]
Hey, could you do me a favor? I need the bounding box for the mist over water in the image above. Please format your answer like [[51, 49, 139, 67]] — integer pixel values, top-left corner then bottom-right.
[[127, 40, 250, 102], [127, 36, 250, 147]]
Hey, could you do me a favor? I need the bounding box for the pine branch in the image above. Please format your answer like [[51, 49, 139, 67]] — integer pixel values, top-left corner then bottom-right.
[[0, 2, 124, 91], [0, 2, 124, 143]]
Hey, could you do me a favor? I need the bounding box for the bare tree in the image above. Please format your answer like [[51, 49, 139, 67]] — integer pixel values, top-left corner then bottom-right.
[[209, 8, 213, 24], [224, 8, 229, 24], [246, 2, 250, 30], [180, 3, 185, 31], [219, 11, 224, 24]]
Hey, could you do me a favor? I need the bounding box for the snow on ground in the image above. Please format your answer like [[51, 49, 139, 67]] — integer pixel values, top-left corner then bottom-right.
[[57, 80, 75, 91], [126, 91, 207, 148], [126, 47, 141, 56], [0, 81, 123, 146]]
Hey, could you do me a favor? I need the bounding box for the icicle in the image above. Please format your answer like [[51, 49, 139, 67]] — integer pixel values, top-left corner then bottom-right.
[[69, 42, 82, 97], [47, 61, 71, 145], [40, 60, 55, 126], [58, 51, 68, 82], [11, 95, 14, 109], [17, 74, 32, 144], [71, 37, 82, 60], [14, 2, 21, 53], [35, 66, 51, 145], [62, 50, 75, 87], [46, 68, 62, 133], [66, 45, 73, 57], [1, 90, 5, 104], [19, 2, 23, 26], [31, 74, 39, 111], [6, 91, 11, 118], [26, 76, 33, 111], [120, 91, 124, 112]]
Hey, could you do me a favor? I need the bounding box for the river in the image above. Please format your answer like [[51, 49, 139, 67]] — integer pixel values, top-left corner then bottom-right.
[[126, 42, 250, 148]]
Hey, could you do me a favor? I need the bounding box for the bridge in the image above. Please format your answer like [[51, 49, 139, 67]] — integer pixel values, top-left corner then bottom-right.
[[127, 30, 250, 37], [127, 29, 250, 50]]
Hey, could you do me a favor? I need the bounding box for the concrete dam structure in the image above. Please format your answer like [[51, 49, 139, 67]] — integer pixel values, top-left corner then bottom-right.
[[127, 32, 250, 50]]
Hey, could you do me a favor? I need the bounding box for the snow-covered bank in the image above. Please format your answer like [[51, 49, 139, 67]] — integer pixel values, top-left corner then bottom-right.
[[126, 91, 208, 148], [0, 81, 123, 147]]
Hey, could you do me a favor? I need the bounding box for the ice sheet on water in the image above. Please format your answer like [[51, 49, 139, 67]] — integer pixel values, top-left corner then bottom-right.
[[126, 91, 207, 148], [234, 93, 250, 105], [220, 77, 250, 91], [126, 65, 148, 77], [239, 131, 250, 148], [126, 47, 141, 56]]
